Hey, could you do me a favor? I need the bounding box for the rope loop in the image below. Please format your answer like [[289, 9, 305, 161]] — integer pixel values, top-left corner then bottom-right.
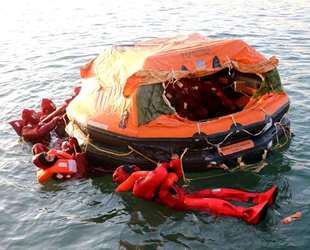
[[180, 148, 190, 185]]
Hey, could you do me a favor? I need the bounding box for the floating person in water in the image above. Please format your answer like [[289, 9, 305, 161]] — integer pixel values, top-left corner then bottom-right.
[[8, 98, 64, 143], [9, 85, 82, 142], [15, 109, 61, 143], [39, 98, 57, 120], [32, 136, 81, 156], [113, 158, 278, 224], [33, 149, 88, 182], [32, 137, 112, 183]]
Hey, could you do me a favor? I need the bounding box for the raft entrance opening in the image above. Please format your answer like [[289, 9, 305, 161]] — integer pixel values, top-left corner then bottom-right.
[[164, 68, 262, 121]]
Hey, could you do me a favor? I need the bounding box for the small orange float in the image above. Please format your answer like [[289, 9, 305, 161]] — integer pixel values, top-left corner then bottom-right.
[[281, 212, 302, 224]]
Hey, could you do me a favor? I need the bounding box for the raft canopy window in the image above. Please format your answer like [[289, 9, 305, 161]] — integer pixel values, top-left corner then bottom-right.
[[136, 67, 283, 125]]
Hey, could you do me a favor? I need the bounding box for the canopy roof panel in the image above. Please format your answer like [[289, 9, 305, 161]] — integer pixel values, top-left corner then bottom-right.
[[80, 33, 278, 96], [73, 33, 281, 127]]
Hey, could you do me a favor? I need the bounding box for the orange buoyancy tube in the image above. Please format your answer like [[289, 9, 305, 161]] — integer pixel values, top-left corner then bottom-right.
[[36, 150, 77, 183]]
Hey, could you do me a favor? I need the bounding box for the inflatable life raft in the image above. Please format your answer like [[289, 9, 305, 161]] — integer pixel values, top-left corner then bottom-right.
[[66, 33, 291, 171]]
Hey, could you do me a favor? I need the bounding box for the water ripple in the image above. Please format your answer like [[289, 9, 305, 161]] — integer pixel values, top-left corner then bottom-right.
[[1, 0, 310, 249]]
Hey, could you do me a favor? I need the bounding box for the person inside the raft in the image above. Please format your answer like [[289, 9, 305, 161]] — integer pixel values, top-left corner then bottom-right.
[[113, 157, 278, 224], [165, 78, 236, 121]]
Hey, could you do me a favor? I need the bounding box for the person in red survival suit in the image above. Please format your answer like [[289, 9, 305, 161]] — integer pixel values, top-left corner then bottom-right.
[[32, 149, 88, 182], [197, 79, 236, 112], [32, 138, 113, 182], [32, 136, 82, 156], [39, 98, 57, 121], [48, 86, 81, 137], [113, 159, 278, 224], [39, 98, 71, 137], [9, 88, 81, 141], [8, 109, 61, 144], [39, 87, 80, 124], [8, 97, 62, 141], [60, 137, 82, 155], [170, 79, 209, 121]]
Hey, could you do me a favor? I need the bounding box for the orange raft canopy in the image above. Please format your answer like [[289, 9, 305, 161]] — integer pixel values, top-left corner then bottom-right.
[[66, 33, 290, 171]]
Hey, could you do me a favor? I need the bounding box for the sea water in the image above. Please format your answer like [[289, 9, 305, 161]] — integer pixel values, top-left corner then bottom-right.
[[1, 0, 310, 249]]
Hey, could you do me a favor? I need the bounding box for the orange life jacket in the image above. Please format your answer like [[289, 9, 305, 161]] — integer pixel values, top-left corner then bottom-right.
[[36, 150, 77, 183]]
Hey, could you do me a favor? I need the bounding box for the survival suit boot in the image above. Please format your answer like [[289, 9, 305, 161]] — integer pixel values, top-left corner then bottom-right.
[[242, 201, 269, 224], [251, 185, 278, 206]]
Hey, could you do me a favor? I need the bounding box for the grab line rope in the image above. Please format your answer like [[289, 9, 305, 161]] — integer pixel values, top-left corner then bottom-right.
[[61, 113, 68, 127], [205, 106, 274, 147], [179, 148, 190, 185], [80, 131, 159, 164], [127, 146, 158, 165], [85, 134, 134, 157], [270, 111, 291, 151], [187, 171, 232, 181], [271, 124, 289, 150], [186, 158, 269, 182]]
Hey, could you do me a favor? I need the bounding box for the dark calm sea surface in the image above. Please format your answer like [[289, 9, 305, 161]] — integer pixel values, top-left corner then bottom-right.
[[1, 0, 310, 249]]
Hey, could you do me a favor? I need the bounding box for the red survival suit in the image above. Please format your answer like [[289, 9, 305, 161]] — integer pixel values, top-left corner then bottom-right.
[[33, 150, 88, 182], [9, 94, 75, 142], [32, 146, 113, 182], [39, 98, 57, 121], [114, 159, 278, 224], [165, 79, 236, 121], [9, 104, 61, 143], [22, 117, 61, 143]]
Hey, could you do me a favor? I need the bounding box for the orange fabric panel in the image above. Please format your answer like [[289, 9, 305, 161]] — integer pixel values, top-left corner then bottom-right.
[[80, 57, 97, 79], [141, 39, 266, 71], [78, 33, 277, 97]]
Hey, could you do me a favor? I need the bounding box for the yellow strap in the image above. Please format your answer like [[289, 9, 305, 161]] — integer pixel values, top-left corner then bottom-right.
[[128, 146, 158, 165], [84, 134, 89, 153], [88, 143, 133, 157], [237, 157, 245, 167], [188, 171, 232, 181], [61, 113, 68, 127], [179, 148, 191, 185], [271, 123, 289, 150], [83, 134, 157, 164]]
